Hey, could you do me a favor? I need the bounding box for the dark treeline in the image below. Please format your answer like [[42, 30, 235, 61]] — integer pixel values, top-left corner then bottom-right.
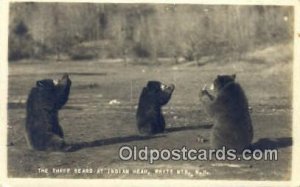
[[9, 3, 293, 62]]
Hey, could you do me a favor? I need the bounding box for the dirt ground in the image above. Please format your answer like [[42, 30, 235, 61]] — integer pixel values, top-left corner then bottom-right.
[[7, 43, 293, 180]]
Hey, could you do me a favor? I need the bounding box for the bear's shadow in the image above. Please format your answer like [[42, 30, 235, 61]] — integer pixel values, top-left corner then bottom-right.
[[165, 123, 213, 133], [68, 134, 165, 152], [251, 137, 292, 150], [68, 124, 212, 152]]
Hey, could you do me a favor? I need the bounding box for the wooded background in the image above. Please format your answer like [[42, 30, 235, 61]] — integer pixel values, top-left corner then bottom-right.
[[9, 3, 293, 62]]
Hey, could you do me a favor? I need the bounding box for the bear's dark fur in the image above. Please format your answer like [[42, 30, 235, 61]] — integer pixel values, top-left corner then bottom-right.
[[136, 81, 175, 135], [200, 74, 253, 153], [25, 74, 71, 151]]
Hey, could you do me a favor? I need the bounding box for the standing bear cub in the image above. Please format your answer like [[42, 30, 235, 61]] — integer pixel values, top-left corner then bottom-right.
[[136, 81, 175, 136], [25, 74, 72, 151], [200, 74, 253, 153]]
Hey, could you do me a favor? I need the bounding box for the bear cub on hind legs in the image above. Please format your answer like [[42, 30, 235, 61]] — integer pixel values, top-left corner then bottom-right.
[[25, 74, 72, 151], [200, 74, 253, 153], [136, 81, 175, 136]]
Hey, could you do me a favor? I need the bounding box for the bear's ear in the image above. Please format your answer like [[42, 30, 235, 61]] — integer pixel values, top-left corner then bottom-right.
[[231, 74, 236, 80]]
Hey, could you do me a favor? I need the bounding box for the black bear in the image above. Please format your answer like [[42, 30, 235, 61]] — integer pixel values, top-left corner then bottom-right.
[[136, 81, 175, 135], [25, 74, 72, 151], [200, 74, 253, 153]]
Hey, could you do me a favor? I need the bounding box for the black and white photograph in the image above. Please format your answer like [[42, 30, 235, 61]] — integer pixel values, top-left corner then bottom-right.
[[2, 0, 299, 185]]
